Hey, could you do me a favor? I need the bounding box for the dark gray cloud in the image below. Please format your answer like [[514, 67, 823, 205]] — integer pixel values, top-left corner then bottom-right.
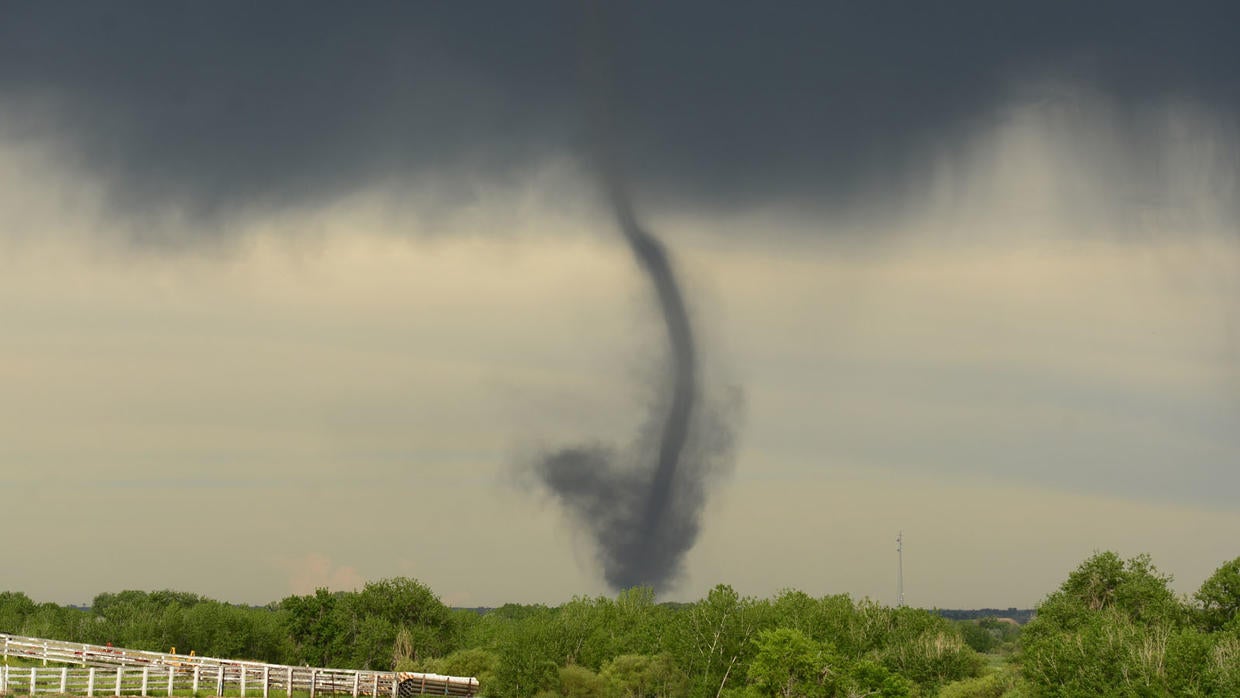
[[2, 2, 1238, 224], [0, 3, 578, 221]]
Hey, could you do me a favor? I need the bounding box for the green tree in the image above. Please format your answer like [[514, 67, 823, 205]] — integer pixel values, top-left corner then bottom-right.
[[20, 602, 78, 641], [355, 577, 453, 661], [768, 592, 855, 655], [745, 628, 836, 698], [1019, 551, 1196, 696], [557, 595, 617, 669], [956, 621, 998, 654], [1054, 552, 1182, 625], [353, 615, 398, 670], [613, 588, 672, 657], [0, 591, 37, 633], [488, 606, 562, 698], [281, 588, 351, 667], [1195, 557, 1240, 632], [671, 585, 772, 698]]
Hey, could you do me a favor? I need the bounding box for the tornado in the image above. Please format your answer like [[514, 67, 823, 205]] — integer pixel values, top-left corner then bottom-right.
[[532, 4, 734, 592], [534, 170, 709, 592]]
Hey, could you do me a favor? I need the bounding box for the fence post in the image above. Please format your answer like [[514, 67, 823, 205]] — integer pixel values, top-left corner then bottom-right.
[[241, 666, 248, 698], [141, 667, 149, 697], [263, 666, 270, 698], [115, 665, 123, 696], [371, 674, 378, 698], [351, 673, 359, 698], [193, 666, 200, 695], [61, 667, 68, 694], [168, 666, 175, 696], [43, 641, 49, 666], [391, 674, 399, 698], [309, 669, 316, 698], [2, 664, 8, 695], [216, 666, 225, 697], [286, 667, 293, 698], [89, 667, 97, 697], [31, 666, 38, 695]]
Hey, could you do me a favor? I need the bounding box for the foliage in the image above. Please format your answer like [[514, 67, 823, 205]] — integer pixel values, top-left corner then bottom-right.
[[0, 592, 39, 634], [671, 584, 774, 698], [956, 618, 1019, 655], [745, 628, 835, 698], [484, 605, 563, 698], [1047, 552, 1181, 626], [1195, 557, 1240, 632], [36, 556, 1240, 698], [601, 653, 687, 698], [557, 664, 609, 698], [277, 578, 452, 670], [1019, 551, 1239, 697], [403, 646, 500, 687], [838, 660, 910, 698], [934, 666, 1025, 698]]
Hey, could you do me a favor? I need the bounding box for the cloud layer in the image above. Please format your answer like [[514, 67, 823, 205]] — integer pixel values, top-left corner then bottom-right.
[[2, 3, 1238, 227]]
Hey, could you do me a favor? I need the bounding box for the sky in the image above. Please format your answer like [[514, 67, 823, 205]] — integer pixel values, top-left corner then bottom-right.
[[2, 2, 1239, 610]]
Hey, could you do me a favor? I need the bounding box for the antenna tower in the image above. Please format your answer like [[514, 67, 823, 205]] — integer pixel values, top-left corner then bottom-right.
[[896, 530, 905, 607]]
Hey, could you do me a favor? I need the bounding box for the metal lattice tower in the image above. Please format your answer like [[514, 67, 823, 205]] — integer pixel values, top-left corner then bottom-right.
[[896, 531, 905, 607]]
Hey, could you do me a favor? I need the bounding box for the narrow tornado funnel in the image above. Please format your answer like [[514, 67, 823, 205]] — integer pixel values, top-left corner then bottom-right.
[[533, 4, 735, 592], [534, 177, 704, 590]]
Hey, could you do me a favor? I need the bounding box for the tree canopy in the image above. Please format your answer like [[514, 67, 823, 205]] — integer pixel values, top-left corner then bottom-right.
[[3, 555, 1238, 698]]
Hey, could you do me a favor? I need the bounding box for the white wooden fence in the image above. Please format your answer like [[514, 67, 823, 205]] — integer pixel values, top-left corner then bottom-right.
[[0, 635, 478, 697]]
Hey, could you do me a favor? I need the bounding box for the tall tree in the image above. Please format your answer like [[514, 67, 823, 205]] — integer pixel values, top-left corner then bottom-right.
[[1195, 557, 1240, 632]]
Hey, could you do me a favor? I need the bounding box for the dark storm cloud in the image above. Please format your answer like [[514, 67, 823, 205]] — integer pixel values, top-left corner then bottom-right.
[[1, 2, 1238, 221], [0, 3, 580, 219]]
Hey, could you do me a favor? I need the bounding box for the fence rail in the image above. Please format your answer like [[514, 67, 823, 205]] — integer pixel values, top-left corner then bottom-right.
[[0, 635, 477, 698]]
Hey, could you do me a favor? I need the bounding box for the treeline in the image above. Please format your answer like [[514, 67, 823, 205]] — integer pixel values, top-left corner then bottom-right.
[[0, 579, 456, 671], [0, 583, 980, 697], [934, 609, 1034, 625], [1, 552, 1238, 697]]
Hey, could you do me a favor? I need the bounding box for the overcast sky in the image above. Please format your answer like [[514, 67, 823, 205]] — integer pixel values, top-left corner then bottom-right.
[[2, 2, 1238, 610]]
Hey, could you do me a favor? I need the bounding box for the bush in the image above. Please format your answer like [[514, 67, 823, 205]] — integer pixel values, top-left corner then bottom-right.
[[842, 660, 910, 698], [935, 673, 1008, 698], [881, 629, 985, 691], [934, 666, 1032, 698], [601, 654, 687, 698], [559, 665, 608, 698], [957, 622, 997, 654]]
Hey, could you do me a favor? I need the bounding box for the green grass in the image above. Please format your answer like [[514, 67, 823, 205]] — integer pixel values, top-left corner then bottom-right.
[[2, 656, 48, 667]]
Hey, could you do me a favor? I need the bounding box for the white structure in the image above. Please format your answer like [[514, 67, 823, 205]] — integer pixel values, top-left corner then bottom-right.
[[0, 633, 477, 697]]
